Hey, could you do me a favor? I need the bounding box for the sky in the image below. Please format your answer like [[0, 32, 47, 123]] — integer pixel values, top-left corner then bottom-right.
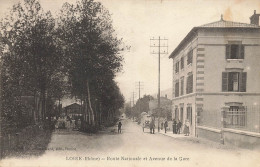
[[1, 0, 260, 105]]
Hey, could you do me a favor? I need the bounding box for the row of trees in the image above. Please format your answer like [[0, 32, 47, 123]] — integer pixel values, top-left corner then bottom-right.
[[125, 95, 153, 120], [0, 0, 125, 133]]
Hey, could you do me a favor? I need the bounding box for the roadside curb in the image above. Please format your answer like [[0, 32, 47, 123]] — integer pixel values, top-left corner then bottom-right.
[[156, 131, 240, 151], [132, 119, 236, 150]]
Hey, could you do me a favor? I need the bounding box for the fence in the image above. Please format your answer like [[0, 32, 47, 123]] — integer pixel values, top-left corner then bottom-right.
[[224, 105, 260, 133]]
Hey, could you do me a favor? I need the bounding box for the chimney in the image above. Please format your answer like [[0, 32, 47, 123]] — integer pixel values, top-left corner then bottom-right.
[[165, 94, 167, 98], [250, 10, 260, 26]]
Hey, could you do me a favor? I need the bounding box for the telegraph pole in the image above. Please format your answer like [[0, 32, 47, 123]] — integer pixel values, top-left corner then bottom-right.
[[150, 36, 168, 132], [150, 36, 168, 107], [135, 81, 144, 100], [158, 36, 161, 107], [131, 92, 136, 121], [139, 81, 141, 99], [132, 92, 135, 105]]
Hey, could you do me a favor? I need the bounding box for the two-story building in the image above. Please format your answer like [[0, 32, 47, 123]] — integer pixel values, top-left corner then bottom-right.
[[169, 11, 260, 148]]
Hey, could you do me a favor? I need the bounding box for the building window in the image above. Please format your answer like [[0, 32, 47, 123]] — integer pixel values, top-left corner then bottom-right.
[[226, 106, 246, 127], [180, 106, 184, 123], [228, 72, 239, 91], [226, 44, 244, 59], [175, 61, 179, 73], [186, 73, 193, 94], [175, 80, 179, 97], [187, 106, 192, 125], [187, 50, 193, 65], [181, 57, 184, 69], [180, 77, 184, 96], [175, 107, 179, 120], [222, 72, 247, 92]]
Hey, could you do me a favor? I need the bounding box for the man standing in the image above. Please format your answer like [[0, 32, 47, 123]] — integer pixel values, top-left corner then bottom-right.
[[118, 121, 122, 133], [172, 119, 177, 134], [150, 119, 155, 134], [177, 119, 182, 134]]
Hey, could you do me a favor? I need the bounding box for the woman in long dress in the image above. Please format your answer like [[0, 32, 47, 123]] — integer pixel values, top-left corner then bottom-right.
[[184, 119, 190, 136]]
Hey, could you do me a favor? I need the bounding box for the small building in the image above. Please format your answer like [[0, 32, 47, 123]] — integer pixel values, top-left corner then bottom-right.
[[169, 11, 260, 148], [64, 103, 83, 119]]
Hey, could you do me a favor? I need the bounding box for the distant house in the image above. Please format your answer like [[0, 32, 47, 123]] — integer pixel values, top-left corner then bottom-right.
[[169, 11, 260, 148], [64, 103, 82, 119]]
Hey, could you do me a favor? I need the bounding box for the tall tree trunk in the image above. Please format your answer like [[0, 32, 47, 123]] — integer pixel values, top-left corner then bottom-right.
[[108, 110, 110, 122], [80, 97, 83, 116], [81, 99, 85, 130], [33, 90, 37, 123], [95, 102, 99, 126], [58, 98, 61, 118], [86, 80, 95, 126], [41, 88, 46, 121], [85, 97, 90, 125], [99, 103, 102, 125]]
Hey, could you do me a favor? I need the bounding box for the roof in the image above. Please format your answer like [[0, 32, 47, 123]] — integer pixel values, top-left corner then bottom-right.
[[64, 103, 81, 109], [199, 19, 259, 28], [199, 16, 259, 28], [169, 18, 260, 59]]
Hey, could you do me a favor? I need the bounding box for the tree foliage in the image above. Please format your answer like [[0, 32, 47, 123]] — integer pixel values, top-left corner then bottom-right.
[[56, 0, 125, 127], [0, 0, 125, 133], [0, 0, 66, 130], [127, 95, 154, 120]]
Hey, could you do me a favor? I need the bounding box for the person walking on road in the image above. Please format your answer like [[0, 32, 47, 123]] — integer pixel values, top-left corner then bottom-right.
[[164, 120, 168, 133], [150, 119, 155, 134], [118, 121, 122, 133]]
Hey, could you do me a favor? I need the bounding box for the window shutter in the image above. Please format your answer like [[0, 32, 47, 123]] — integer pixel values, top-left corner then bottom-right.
[[239, 45, 245, 59], [175, 81, 178, 97], [190, 50, 193, 64], [226, 45, 230, 59], [190, 74, 193, 93], [181, 57, 184, 69], [222, 72, 228, 92], [186, 77, 188, 94], [190, 107, 192, 125], [181, 79, 184, 95], [239, 72, 247, 92], [176, 81, 179, 97]]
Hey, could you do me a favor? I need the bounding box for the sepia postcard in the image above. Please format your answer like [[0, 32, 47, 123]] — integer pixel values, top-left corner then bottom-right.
[[0, 0, 260, 166]]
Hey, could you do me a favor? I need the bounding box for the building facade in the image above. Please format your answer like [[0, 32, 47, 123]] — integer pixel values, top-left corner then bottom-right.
[[64, 103, 83, 119], [169, 12, 260, 148]]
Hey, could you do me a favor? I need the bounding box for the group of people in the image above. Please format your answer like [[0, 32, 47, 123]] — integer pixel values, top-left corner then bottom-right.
[[119, 118, 190, 136], [156, 119, 190, 136], [172, 119, 182, 134], [172, 119, 190, 136], [55, 116, 82, 131]]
